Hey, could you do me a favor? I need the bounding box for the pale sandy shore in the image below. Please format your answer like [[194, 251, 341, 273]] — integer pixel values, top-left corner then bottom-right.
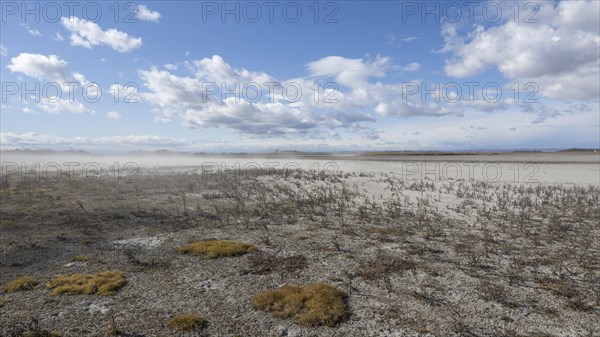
[[2, 152, 599, 185]]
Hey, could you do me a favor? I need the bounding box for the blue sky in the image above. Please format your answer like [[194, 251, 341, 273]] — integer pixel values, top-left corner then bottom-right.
[[1, 0, 599, 152]]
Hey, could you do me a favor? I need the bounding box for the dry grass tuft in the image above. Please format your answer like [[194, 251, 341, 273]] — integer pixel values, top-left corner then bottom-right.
[[2, 276, 38, 292], [167, 314, 206, 331], [47, 271, 126, 295], [176, 240, 255, 259], [252, 283, 347, 326], [72, 255, 89, 262]]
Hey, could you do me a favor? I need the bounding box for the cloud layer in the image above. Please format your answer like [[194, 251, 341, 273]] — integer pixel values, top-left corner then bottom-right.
[[0, 132, 189, 150], [442, 0, 600, 100], [139, 55, 386, 138]]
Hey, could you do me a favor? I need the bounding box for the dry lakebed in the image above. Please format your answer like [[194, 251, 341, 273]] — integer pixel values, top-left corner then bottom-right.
[[1, 152, 599, 336]]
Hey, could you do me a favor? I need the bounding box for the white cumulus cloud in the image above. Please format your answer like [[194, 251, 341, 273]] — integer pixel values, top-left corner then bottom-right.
[[399, 62, 421, 72], [37, 98, 94, 114], [307, 55, 390, 88], [60, 17, 142, 52], [107, 111, 124, 119], [7, 53, 96, 114], [7, 53, 69, 82], [21, 23, 42, 36], [136, 5, 161, 22]]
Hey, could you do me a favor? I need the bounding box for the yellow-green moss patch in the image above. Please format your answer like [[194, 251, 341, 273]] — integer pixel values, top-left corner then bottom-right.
[[2, 276, 38, 292], [72, 255, 89, 262], [252, 283, 347, 326], [167, 314, 206, 331], [176, 240, 255, 259], [47, 271, 126, 295]]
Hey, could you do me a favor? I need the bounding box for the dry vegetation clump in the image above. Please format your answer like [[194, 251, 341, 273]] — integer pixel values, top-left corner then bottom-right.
[[2, 276, 38, 292], [71, 255, 89, 262], [2, 276, 38, 293], [167, 314, 206, 331], [47, 271, 126, 295], [247, 252, 307, 274], [176, 240, 256, 259], [355, 253, 417, 280], [252, 283, 347, 326], [534, 277, 579, 298]]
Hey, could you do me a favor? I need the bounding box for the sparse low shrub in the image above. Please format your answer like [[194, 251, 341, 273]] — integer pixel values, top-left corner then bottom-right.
[[248, 252, 307, 274], [167, 314, 206, 331], [534, 277, 579, 298], [2, 276, 38, 292], [566, 296, 595, 312], [24, 331, 61, 337], [478, 280, 519, 308], [47, 271, 126, 295], [176, 240, 255, 259], [4, 317, 61, 337], [355, 253, 417, 280], [252, 283, 347, 326]]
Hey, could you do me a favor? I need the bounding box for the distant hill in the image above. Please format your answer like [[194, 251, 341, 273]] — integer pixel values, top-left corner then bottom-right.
[[1, 148, 597, 156], [558, 148, 599, 153]]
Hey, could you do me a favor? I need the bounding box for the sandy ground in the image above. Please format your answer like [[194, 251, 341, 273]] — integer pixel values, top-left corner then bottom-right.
[[2, 152, 599, 185]]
